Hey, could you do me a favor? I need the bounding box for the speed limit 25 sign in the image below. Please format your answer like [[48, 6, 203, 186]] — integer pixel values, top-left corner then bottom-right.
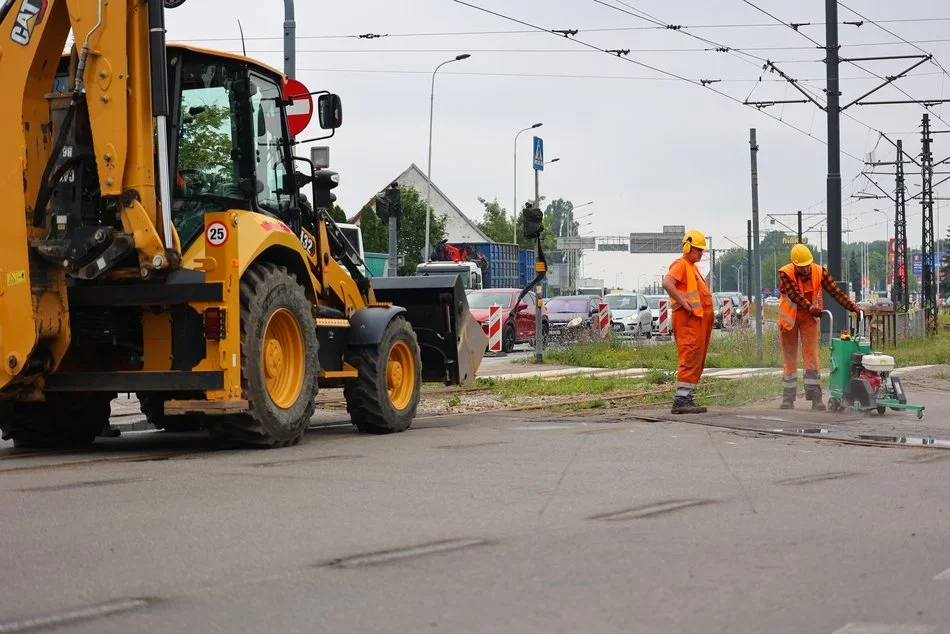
[[206, 221, 229, 246]]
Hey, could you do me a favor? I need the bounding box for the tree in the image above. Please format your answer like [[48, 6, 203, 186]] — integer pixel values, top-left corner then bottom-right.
[[474, 196, 556, 254], [358, 185, 446, 276], [716, 248, 748, 293], [544, 199, 578, 264], [475, 198, 512, 243], [330, 204, 347, 224], [515, 206, 557, 255], [177, 105, 232, 187]]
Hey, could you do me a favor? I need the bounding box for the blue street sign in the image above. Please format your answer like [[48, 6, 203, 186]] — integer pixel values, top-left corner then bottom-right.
[[533, 136, 544, 171], [912, 252, 945, 275]]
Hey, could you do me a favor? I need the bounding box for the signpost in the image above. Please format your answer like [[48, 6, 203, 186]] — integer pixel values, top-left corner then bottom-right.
[[532, 136, 545, 363]]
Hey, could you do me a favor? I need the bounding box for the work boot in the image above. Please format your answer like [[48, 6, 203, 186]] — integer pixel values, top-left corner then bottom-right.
[[779, 388, 796, 410], [811, 399, 827, 411], [671, 396, 707, 415]]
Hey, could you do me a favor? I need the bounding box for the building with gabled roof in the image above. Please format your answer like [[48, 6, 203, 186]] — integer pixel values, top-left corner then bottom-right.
[[349, 163, 492, 244]]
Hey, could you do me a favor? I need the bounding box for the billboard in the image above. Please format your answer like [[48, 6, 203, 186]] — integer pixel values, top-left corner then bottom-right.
[[912, 252, 946, 275]]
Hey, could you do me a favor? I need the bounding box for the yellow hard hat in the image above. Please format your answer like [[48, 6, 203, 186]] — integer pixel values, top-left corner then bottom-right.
[[790, 243, 814, 267], [682, 230, 707, 254]]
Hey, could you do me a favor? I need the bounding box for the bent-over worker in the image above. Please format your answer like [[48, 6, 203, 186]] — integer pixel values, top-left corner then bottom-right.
[[663, 230, 714, 415], [778, 244, 859, 410]]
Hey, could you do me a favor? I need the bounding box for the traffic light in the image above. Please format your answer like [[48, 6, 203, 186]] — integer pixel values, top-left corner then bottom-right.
[[312, 169, 339, 209], [386, 183, 402, 220], [375, 183, 402, 224], [522, 202, 543, 239]]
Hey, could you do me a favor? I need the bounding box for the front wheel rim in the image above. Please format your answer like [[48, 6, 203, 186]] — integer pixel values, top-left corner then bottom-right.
[[386, 340, 416, 411], [261, 308, 305, 409]]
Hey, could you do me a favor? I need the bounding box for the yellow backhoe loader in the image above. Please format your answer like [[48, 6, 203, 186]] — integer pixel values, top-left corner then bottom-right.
[[0, 0, 486, 448]]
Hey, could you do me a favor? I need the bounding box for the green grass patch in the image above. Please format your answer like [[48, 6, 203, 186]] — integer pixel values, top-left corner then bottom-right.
[[544, 328, 786, 370], [474, 371, 784, 411], [870, 334, 950, 367], [693, 374, 783, 407], [476, 374, 649, 399]]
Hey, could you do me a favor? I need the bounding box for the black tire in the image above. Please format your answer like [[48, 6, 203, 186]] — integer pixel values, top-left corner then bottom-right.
[[344, 317, 421, 435], [138, 393, 205, 432], [209, 263, 318, 449], [877, 406, 887, 416], [502, 322, 516, 353], [827, 397, 840, 413], [0, 393, 113, 449]]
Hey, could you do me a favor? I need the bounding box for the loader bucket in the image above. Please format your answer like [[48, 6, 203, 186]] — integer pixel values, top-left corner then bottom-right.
[[371, 275, 487, 386]]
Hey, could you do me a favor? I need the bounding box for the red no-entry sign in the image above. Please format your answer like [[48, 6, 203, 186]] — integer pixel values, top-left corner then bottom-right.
[[284, 78, 313, 137]]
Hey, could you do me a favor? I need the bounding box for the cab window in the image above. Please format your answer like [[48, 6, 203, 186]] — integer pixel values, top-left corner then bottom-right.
[[249, 73, 292, 215]]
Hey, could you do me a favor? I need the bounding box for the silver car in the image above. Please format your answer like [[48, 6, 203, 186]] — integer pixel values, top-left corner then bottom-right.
[[606, 293, 653, 338]]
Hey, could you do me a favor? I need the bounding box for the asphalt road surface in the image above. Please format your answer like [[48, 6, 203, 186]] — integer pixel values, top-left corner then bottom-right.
[[2, 370, 950, 633]]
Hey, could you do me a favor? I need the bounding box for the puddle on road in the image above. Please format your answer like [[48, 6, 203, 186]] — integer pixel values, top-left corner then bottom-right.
[[857, 435, 950, 447]]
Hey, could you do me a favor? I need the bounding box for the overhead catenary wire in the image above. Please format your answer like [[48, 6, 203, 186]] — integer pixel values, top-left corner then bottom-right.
[[172, 16, 950, 43], [447, 0, 868, 162]]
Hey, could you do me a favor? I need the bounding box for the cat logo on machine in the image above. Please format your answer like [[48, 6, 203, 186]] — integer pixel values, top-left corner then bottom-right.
[[205, 221, 229, 247], [10, 0, 47, 46]]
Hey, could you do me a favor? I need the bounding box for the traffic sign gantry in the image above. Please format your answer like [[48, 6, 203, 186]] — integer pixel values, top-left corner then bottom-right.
[[533, 136, 544, 171]]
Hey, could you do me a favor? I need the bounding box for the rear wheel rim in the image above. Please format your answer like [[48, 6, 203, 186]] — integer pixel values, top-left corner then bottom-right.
[[386, 340, 415, 411], [262, 308, 305, 409]]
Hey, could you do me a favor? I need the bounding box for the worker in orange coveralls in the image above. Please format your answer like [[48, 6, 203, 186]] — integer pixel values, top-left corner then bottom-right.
[[662, 230, 714, 414], [778, 243, 859, 410]]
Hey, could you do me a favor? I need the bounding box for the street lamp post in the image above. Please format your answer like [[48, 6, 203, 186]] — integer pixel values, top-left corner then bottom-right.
[[872, 208, 890, 293], [513, 123, 542, 244], [732, 264, 743, 293], [424, 53, 471, 262]]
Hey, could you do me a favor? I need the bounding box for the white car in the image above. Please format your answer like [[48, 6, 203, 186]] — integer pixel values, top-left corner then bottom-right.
[[764, 296, 779, 306], [606, 293, 652, 338]]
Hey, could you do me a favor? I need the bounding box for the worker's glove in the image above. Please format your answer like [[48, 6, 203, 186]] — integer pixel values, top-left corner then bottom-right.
[[809, 306, 822, 318]]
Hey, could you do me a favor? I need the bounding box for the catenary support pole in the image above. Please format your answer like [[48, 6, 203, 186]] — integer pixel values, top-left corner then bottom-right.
[[825, 0, 846, 330], [750, 128, 764, 360]]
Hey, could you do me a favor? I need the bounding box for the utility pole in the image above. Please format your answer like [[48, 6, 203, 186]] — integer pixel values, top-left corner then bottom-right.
[[747, 219, 753, 307], [750, 128, 763, 360], [894, 140, 909, 312], [708, 238, 715, 293], [797, 210, 803, 243], [282, 0, 296, 78], [921, 114, 937, 335], [825, 0, 846, 331]]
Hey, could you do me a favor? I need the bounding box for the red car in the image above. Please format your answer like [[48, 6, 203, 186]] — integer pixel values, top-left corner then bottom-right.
[[467, 288, 549, 353]]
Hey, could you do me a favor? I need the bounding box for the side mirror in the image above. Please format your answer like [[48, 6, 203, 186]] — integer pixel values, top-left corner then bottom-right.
[[518, 303, 529, 311], [318, 94, 343, 130], [640, 305, 648, 311]]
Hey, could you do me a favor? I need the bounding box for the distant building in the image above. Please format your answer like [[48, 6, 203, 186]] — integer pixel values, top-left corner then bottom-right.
[[349, 163, 491, 244]]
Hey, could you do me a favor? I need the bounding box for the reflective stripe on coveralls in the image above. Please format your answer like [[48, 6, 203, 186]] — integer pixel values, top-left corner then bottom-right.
[[778, 263, 823, 331], [669, 257, 704, 317]]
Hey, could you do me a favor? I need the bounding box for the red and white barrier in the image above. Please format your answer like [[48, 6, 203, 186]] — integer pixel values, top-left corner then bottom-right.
[[597, 302, 610, 338], [659, 300, 670, 336], [741, 298, 750, 326], [722, 299, 732, 329], [487, 304, 503, 353]]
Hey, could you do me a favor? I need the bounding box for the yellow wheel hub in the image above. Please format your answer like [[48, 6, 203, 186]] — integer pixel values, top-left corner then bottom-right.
[[386, 340, 415, 411], [261, 308, 305, 409]]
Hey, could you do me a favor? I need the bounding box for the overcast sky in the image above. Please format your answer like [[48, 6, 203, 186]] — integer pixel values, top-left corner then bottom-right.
[[167, 0, 950, 286]]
